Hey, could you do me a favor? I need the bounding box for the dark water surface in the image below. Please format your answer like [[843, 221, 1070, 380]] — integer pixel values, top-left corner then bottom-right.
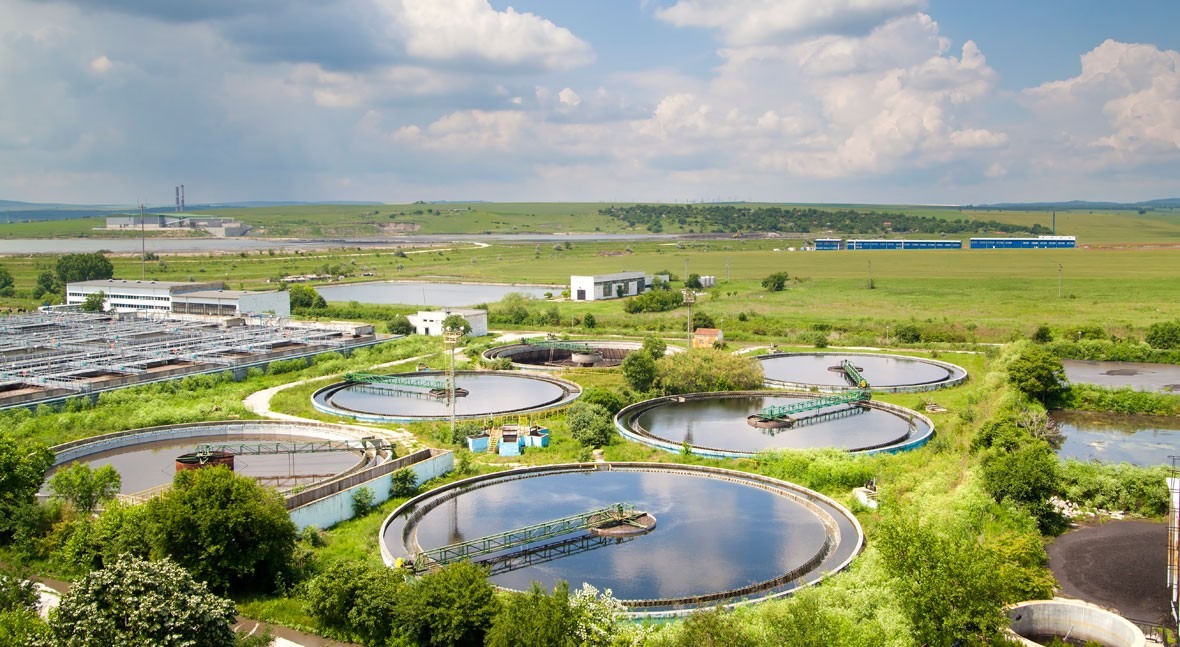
[[1062, 359, 1180, 394], [1051, 410, 1180, 466], [324, 373, 569, 418], [760, 353, 954, 387], [47, 434, 362, 495], [406, 470, 831, 602], [635, 396, 920, 452]]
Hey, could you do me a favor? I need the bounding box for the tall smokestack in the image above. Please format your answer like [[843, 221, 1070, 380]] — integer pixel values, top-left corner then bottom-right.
[[180, 185, 185, 212], [175, 186, 180, 213], [1052, 210, 1056, 235]]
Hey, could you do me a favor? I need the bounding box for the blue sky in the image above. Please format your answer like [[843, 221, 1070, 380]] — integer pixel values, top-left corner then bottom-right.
[[1, 0, 1178, 206]]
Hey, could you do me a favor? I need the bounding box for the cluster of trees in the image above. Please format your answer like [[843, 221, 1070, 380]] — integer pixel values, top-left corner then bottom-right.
[[32, 252, 115, 301], [305, 561, 636, 647], [288, 283, 327, 311], [623, 289, 683, 313], [600, 204, 1051, 236], [622, 345, 764, 395], [486, 293, 565, 327], [761, 271, 790, 292]]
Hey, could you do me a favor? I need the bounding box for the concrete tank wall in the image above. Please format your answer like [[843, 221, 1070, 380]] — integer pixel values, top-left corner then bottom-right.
[[1005, 600, 1146, 647], [287, 449, 453, 532]]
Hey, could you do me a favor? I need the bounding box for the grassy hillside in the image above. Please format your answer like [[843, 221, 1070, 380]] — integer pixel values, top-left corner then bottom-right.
[[2, 201, 1176, 242]]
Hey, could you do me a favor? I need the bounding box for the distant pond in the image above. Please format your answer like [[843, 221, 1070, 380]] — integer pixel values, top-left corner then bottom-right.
[[1062, 360, 1180, 394], [315, 281, 558, 307], [1050, 410, 1180, 466]]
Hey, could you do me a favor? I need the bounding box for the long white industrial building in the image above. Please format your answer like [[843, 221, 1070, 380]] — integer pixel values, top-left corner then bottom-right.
[[66, 279, 289, 317]]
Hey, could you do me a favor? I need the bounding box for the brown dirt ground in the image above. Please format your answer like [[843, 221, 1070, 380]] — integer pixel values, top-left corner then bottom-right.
[[1046, 519, 1172, 624]]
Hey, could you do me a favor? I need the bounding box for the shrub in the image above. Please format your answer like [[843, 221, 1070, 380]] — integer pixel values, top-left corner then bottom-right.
[[566, 401, 615, 448], [1145, 320, 1180, 349], [761, 271, 790, 292]]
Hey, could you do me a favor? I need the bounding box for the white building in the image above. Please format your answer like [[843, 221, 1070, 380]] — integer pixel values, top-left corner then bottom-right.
[[409, 308, 488, 337], [570, 271, 655, 301], [66, 279, 289, 317]]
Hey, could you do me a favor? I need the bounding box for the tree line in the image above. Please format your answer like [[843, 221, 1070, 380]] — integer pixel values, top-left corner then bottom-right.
[[600, 204, 1051, 235]]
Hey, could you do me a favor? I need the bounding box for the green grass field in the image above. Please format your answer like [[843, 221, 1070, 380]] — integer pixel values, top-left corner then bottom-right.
[[4, 201, 1178, 242]]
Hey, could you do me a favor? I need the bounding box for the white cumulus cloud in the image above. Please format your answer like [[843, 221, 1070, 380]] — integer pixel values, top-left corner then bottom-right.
[[656, 0, 924, 46], [385, 0, 593, 71]]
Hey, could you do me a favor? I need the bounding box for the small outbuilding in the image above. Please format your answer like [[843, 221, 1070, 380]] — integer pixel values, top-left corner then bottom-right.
[[409, 308, 488, 337], [692, 327, 723, 349]]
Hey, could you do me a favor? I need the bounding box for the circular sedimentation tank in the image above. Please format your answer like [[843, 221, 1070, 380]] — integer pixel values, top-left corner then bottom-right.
[[45, 420, 387, 500], [1005, 600, 1145, 647], [380, 463, 863, 617], [759, 352, 967, 392], [312, 371, 581, 422], [482, 340, 670, 370], [616, 391, 934, 458]]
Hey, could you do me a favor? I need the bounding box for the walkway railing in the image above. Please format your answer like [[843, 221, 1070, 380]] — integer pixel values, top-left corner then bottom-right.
[[344, 372, 446, 390], [413, 502, 644, 572]]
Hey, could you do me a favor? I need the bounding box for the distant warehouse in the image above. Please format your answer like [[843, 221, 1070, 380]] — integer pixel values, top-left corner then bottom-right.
[[969, 236, 1076, 249], [845, 239, 963, 250]]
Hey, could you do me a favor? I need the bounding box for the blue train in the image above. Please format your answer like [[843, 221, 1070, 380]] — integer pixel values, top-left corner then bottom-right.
[[812, 235, 1076, 250], [968, 236, 1076, 249]]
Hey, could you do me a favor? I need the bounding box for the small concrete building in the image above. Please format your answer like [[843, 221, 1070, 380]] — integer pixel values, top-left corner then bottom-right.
[[66, 279, 288, 317], [409, 308, 488, 337], [172, 289, 289, 317], [693, 327, 724, 349], [570, 271, 653, 301]]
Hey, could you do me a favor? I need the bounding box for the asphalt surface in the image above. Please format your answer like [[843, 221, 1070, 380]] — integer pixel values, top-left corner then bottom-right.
[[1046, 519, 1172, 624]]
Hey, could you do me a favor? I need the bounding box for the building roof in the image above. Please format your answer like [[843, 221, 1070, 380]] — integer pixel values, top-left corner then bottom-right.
[[416, 308, 487, 316], [694, 328, 721, 335], [572, 271, 648, 282], [173, 289, 280, 299], [69, 279, 206, 289]]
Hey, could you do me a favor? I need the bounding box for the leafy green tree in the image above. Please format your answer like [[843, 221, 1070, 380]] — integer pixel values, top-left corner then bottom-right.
[[33, 270, 59, 299], [486, 581, 577, 647], [49, 463, 121, 515], [390, 468, 418, 498], [0, 266, 14, 298], [48, 554, 238, 647], [1031, 324, 1053, 343], [288, 284, 326, 310], [641, 335, 667, 360], [61, 500, 153, 572], [147, 466, 296, 594], [982, 440, 1062, 532], [386, 314, 414, 335], [582, 313, 596, 329], [579, 387, 626, 414], [620, 351, 657, 392], [55, 252, 114, 284], [760, 271, 789, 292], [690, 311, 715, 330], [80, 290, 106, 312], [393, 561, 498, 647], [566, 401, 615, 448], [684, 273, 703, 290], [1145, 320, 1180, 349], [0, 439, 53, 544], [351, 487, 377, 517], [441, 313, 472, 335], [0, 566, 50, 645], [305, 561, 407, 646], [1007, 346, 1068, 404], [875, 513, 1007, 646], [655, 348, 764, 394]]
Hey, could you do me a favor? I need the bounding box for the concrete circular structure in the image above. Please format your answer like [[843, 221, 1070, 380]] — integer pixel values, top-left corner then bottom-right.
[[482, 340, 681, 370], [45, 420, 390, 500], [1005, 600, 1146, 647], [379, 462, 863, 617], [616, 391, 934, 459], [312, 370, 581, 422], [759, 352, 967, 393]]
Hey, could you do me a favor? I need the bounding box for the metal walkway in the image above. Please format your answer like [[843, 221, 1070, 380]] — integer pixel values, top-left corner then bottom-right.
[[413, 502, 645, 573], [758, 359, 871, 420], [192, 437, 394, 459], [522, 337, 593, 353], [344, 372, 447, 390]]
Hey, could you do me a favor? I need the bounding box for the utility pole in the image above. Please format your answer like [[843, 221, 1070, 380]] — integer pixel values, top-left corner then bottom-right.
[[867, 260, 873, 290], [443, 328, 462, 440], [682, 289, 695, 349], [1058, 264, 1063, 299], [140, 203, 146, 280]]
